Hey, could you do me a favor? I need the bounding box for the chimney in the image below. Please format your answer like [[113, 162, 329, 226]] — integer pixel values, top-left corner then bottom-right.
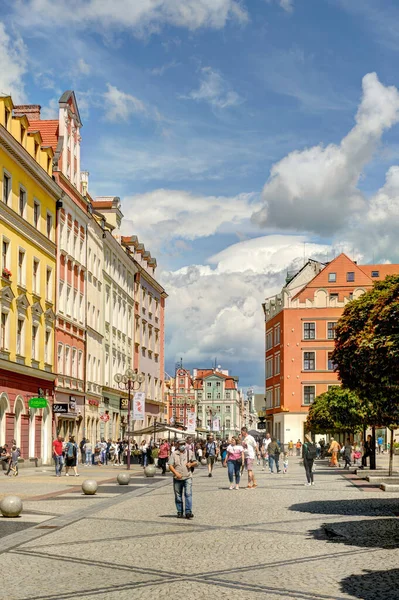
[[13, 105, 41, 120]]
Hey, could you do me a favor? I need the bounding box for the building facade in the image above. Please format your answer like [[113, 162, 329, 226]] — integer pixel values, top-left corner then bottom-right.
[[0, 95, 60, 464], [262, 254, 399, 444], [193, 368, 240, 438]]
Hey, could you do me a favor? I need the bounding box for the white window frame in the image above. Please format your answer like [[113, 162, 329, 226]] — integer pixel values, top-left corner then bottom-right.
[[274, 352, 280, 375], [266, 358, 273, 379], [303, 322, 316, 340], [303, 385, 315, 406], [17, 247, 26, 287], [46, 267, 52, 302], [1, 311, 9, 350], [303, 351, 316, 371], [274, 324, 280, 346], [16, 316, 25, 356], [44, 328, 52, 364], [46, 211, 53, 240], [2, 237, 10, 271], [327, 321, 337, 340], [19, 184, 27, 218], [266, 388, 273, 409], [31, 323, 38, 360], [33, 198, 41, 230], [266, 329, 273, 350], [2, 169, 11, 205], [274, 385, 281, 408], [57, 343, 64, 375], [32, 257, 40, 295], [328, 272, 337, 283]]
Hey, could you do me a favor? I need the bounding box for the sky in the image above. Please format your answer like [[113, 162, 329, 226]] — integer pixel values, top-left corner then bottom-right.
[[2, 0, 399, 392]]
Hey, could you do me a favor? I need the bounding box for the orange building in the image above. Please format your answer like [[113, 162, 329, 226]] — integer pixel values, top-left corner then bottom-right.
[[262, 254, 399, 445]]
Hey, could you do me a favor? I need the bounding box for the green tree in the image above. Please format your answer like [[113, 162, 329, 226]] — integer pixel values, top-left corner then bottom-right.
[[332, 275, 399, 474], [306, 387, 367, 434]]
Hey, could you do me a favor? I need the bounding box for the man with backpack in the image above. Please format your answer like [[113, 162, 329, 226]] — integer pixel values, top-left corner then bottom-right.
[[302, 433, 317, 486], [205, 435, 218, 477]]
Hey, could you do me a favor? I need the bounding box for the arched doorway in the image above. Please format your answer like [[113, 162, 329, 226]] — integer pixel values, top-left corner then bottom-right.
[[14, 396, 25, 449], [0, 392, 10, 446]]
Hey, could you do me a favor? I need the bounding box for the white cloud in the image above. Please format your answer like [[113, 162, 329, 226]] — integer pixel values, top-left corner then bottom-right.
[[161, 235, 329, 374], [150, 60, 179, 76], [0, 22, 27, 102], [103, 84, 146, 121], [41, 98, 59, 119], [121, 189, 261, 250], [252, 73, 399, 235], [15, 1, 248, 35], [77, 58, 91, 75], [182, 66, 243, 109], [279, 0, 293, 12]]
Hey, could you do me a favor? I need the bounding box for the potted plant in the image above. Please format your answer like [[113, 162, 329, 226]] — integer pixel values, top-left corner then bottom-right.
[[2, 268, 11, 280]]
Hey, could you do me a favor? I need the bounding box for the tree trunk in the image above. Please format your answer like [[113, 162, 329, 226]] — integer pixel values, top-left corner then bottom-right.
[[370, 426, 376, 470], [389, 428, 394, 477]]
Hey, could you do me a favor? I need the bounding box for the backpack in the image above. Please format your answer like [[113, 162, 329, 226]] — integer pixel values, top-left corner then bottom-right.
[[305, 442, 317, 459], [67, 443, 76, 458]]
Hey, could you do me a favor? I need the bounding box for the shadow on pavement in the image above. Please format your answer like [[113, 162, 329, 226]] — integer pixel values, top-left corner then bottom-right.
[[289, 498, 399, 517], [308, 518, 399, 549], [340, 568, 399, 599]]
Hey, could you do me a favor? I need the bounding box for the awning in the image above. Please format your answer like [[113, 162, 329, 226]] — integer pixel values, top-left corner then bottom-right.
[[127, 423, 196, 437]]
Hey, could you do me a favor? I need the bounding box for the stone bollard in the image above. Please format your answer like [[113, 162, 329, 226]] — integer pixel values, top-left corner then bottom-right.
[[201, 458, 207, 466], [82, 479, 98, 495], [117, 472, 131, 485], [144, 464, 156, 477], [0, 495, 23, 518]]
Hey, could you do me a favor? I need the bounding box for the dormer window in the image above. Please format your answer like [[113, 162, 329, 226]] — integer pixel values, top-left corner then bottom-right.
[[371, 270, 379, 278], [34, 141, 39, 159], [346, 272, 355, 282], [4, 108, 10, 129]]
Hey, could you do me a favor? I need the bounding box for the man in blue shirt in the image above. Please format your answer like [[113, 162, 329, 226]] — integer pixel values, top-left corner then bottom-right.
[[205, 435, 218, 478]]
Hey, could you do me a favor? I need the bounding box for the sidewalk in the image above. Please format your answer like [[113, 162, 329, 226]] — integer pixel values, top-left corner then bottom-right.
[[1, 456, 398, 599]]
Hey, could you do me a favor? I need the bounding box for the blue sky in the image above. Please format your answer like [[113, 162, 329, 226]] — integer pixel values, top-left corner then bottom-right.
[[2, 0, 399, 390]]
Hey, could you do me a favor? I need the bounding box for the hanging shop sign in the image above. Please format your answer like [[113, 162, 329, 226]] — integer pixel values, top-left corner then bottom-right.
[[53, 404, 68, 413], [133, 392, 145, 420]]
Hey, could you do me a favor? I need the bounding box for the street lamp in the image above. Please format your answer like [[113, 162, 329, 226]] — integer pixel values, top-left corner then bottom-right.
[[114, 369, 145, 470]]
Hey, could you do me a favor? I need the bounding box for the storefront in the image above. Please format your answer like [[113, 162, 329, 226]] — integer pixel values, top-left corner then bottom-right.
[[54, 392, 84, 443]]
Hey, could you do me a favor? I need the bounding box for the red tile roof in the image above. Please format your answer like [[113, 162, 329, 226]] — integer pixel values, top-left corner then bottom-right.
[[28, 120, 59, 149], [358, 264, 399, 279], [92, 201, 113, 209]]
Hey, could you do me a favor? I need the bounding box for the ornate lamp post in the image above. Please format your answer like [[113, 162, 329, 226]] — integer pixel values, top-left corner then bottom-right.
[[114, 369, 145, 470]]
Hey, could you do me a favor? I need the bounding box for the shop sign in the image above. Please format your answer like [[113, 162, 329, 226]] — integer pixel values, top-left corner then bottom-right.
[[100, 413, 110, 422], [29, 397, 48, 409], [53, 404, 68, 413], [120, 397, 129, 410], [88, 399, 99, 407]]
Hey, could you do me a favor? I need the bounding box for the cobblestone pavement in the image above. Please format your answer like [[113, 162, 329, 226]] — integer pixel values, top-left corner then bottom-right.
[[1, 457, 399, 600]]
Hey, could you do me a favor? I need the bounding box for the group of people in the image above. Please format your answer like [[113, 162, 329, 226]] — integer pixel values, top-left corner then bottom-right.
[[0, 440, 21, 476]]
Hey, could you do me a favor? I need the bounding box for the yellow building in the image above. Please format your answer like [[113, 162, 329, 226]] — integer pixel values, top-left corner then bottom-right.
[[0, 95, 62, 464]]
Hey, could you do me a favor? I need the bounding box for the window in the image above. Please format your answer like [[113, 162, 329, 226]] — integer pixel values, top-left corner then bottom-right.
[[34, 141, 39, 159], [33, 259, 40, 294], [3, 172, 11, 205], [327, 352, 335, 371], [57, 344, 64, 374], [45, 329, 51, 363], [347, 271, 355, 282], [216, 381, 221, 387], [327, 321, 337, 339], [303, 352, 315, 371], [2, 239, 9, 270], [274, 386, 281, 407], [266, 358, 273, 379], [207, 393, 211, 399], [18, 250, 25, 286], [274, 352, 280, 375], [72, 348, 77, 378], [180, 378, 184, 385], [371, 270, 379, 278], [78, 351, 83, 379], [4, 108, 10, 129], [225, 405, 231, 413], [328, 272, 336, 283], [266, 330, 273, 350], [303, 385, 315, 405], [274, 324, 280, 346], [66, 286, 71, 315], [197, 392, 202, 400], [65, 346, 71, 375], [16, 318, 24, 355], [46, 213, 52, 239], [1, 312, 8, 349], [33, 201, 40, 229], [216, 393, 221, 399], [225, 392, 230, 399], [266, 388, 273, 409], [225, 419, 231, 429], [303, 322, 315, 340], [330, 293, 339, 299], [207, 382, 212, 387], [31, 324, 38, 360], [179, 387, 184, 393], [142, 347, 146, 357], [46, 268, 52, 301], [19, 187, 26, 217]]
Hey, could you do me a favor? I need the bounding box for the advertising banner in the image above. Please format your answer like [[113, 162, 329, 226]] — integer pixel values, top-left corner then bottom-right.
[[133, 392, 145, 420], [212, 417, 220, 432], [187, 410, 196, 431]]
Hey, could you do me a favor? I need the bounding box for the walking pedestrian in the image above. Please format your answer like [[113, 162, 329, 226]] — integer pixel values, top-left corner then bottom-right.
[[328, 437, 341, 467], [65, 436, 79, 477], [377, 435, 384, 454], [296, 439, 302, 456], [241, 427, 257, 488], [288, 440, 294, 456], [158, 439, 170, 475], [283, 452, 289, 473], [205, 435, 218, 477], [268, 438, 281, 474], [168, 438, 197, 519], [83, 439, 92, 466], [360, 435, 372, 469], [220, 438, 229, 466], [140, 440, 148, 467], [224, 436, 244, 489], [303, 433, 316, 486], [343, 438, 352, 469], [52, 434, 64, 477], [79, 437, 86, 465]]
